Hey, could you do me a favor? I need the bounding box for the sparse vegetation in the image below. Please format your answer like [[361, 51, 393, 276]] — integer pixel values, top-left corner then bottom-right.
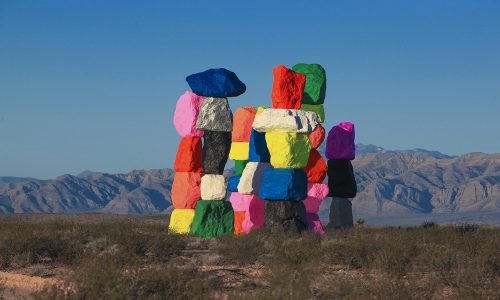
[[0, 214, 498, 299]]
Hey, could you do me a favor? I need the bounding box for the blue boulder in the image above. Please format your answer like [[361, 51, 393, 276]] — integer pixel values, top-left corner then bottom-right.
[[227, 176, 241, 192], [186, 68, 246, 97], [259, 169, 308, 201], [248, 130, 270, 162]]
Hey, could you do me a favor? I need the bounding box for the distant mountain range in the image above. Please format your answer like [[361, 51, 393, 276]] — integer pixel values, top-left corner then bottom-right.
[[1, 144, 499, 222]]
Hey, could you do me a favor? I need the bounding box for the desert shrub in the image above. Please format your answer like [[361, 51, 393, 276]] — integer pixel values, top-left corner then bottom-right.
[[420, 221, 438, 228], [215, 230, 266, 265]]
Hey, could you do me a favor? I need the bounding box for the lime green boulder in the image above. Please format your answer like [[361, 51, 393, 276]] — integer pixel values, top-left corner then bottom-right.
[[265, 132, 312, 168], [301, 104, 325, 123], [190, 200, 234, 237], [234, 160, 248, 176], [292, 64, 326, 105]]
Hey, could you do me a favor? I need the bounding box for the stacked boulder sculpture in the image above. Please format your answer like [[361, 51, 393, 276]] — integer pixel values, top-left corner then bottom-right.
[[170, 68, 246, 237], [325, 122, 357, 229], [169, 64, 357, 236]]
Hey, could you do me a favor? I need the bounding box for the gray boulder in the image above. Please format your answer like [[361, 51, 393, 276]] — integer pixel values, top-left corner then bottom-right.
[[327, 197, 354, 229], [196, 97, 233, 132], [202, 130, 231, 175], [264, 201, 307, 233]]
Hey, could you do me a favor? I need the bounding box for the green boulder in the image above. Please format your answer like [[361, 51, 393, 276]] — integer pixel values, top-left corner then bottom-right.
[[301, 104, 325, 122], [190, 200, 234, 237], [234, 160, 248, 176], [292, 64, 326, 104]]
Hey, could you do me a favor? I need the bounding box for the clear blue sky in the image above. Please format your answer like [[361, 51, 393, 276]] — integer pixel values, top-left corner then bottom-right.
[[1, 1, 499, 179]]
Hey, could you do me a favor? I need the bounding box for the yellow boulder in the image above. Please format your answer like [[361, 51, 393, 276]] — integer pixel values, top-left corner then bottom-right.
[[229, 142, 249, 160], [168, 209, 195, 234], [265, 132, 312, 168]]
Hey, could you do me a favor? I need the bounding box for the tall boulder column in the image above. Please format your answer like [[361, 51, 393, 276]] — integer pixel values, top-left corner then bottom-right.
[[256, 65, 317, 233], [186, 68, 246, 237], [325, 122, 357, 229], [169, 91, 205, 234]]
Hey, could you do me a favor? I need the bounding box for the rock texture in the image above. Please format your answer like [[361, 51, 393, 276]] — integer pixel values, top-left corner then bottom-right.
[[227, 176, 241, 192], [168, 209, 195, 234], [265, 132, 312, 168], [174, 137, 203, 173], [190, 200, 234, 237], [264, 201, 307, 233], [271, 65, 306, 109], [200, 175, 227, 200], [292, 63, 326, 105], [171, 172, 201, 209], [173, 91, 205, 137], [307, 123, 325, 149], [327, 197, 354, 229], [327, 159, 357, 198], [234, 160, 248, 176], [248, 130, 270, 163], [237, 162, 271, 195], [300, 104, 324, 123], [326, 122, 356, 160], [306, 213, 325, 235], [259, 168, 308, 201], [228, 142, 249, 161], [304, 149, 328, 183], [186, 68, 246, 97], [303, 183, 329, 214], [202, 131, 231, 174], [229, 192, 265, 233], [252, 109, 319, 133], [196, 97, 233, 132], [232, 106, 256, 142]]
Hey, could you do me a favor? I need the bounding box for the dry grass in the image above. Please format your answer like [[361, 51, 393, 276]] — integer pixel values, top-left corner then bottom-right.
[[0, 214, 498, 299]]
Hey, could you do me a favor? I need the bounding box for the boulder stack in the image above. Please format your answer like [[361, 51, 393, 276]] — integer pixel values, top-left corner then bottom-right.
[[255, 64, 320, 233], [228, 106, 265, 234], [169, 91, 205, 234], [169, 68, 246, 237], [325, 122, 357, 229]]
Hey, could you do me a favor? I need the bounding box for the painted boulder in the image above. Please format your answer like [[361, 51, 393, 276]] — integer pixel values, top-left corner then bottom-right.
[[173, 91, 205, 137], [304, 148, 328, 183], [307, 123, 325, 149], [325, 122, 355, 160], [168, 209, 195, 234], [306, 213, 325, 236], [292, 63, 326, 105], [232, 106, 257, 142], [248, 129, 270, 163], [196, 97, 233, 132], [259, 168, 308, 201], [227, 176, 241, 192], [237, 162, 272, 195], [327, 159, 357, 198], [186, 68, 246, 97], [171, 172, 202, 209], [200, 174, 227, 200], [228, 142, 249, 161], [302, 183, 329, 214], [202, 131, 231, 174], [174, 136, 203, 173], [252, 109, 319, 133], [300, 104, 324, 123], [271, 65, 306, 109], [264, 201, 307, 233], [265, 132, 312, 168], [190, 200, 234, 237]]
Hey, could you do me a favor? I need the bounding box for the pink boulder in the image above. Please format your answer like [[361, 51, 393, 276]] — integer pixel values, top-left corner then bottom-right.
[[306, 213, 325, 236], [325, 122, 355, 160], [173, 91, 205, 137], [303, 183, 329, 214], [229, 192, 265, 233]]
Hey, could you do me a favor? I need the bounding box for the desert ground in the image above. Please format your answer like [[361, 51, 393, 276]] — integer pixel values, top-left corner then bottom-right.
[[0, 214, 498, 299]]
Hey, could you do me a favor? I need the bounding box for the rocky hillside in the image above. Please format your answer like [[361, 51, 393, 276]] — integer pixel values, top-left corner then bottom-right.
[[1, 145, 499, 215]]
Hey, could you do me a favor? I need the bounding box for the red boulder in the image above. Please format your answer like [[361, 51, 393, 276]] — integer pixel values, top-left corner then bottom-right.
[[307, 123, 325, 149], [232, 106, 257, 142], [174, 136, 203, 173], [271, 65, 306, 109], [304, 149, 327, 183]]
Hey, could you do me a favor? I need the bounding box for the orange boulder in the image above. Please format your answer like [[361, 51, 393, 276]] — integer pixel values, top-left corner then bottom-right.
[[232, 106, 257, 142], [171, 172, 202, 209], [233, 211, 246, 235]]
